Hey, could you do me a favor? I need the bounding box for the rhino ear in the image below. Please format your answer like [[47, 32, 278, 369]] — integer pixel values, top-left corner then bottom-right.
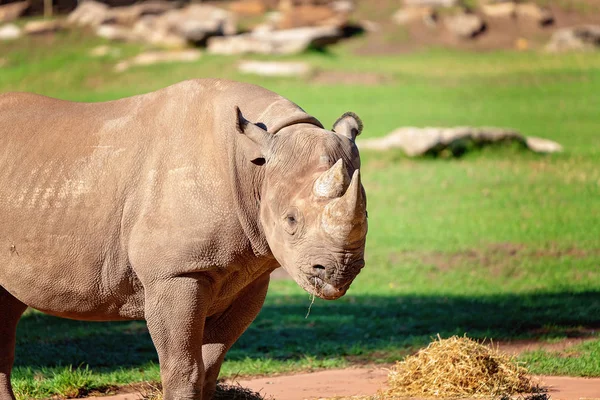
[[333, 112, 363, 142], [236, 107, 272, 165]]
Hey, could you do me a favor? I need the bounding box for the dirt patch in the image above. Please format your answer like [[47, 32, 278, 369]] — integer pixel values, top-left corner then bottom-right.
[[88, 370, 600, 400], [310, 71, 390, 86]]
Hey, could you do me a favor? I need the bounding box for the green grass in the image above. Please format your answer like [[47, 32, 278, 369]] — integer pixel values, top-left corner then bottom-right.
[[2, 30, 600, 399]]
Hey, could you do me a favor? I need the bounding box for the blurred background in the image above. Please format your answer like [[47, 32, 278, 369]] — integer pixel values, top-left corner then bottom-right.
[[1, 0, 600, 399]]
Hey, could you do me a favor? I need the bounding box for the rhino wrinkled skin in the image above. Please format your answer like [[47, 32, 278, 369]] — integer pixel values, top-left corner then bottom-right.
[[0, 79, 367, 400]]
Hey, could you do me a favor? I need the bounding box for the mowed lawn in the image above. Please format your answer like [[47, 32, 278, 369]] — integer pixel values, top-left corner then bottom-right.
[[1, 30, 599, 399]]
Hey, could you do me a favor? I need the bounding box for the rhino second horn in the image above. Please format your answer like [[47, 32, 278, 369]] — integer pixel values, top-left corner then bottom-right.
[[313, 159, 350, 199], [321, 169, 367, 240]]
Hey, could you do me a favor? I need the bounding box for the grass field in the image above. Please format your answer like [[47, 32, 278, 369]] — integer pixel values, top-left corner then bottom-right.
[[1, 29, 600, 399]]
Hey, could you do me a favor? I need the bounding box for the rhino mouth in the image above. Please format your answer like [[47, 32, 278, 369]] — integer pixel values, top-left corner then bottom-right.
[[302, 276, 348, 300]]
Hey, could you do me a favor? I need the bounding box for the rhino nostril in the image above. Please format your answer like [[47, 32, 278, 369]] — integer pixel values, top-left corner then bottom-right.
[[313, 264, 326, 271]]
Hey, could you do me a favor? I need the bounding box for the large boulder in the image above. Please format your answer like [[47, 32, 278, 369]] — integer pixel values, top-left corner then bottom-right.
[[0, 1, 29, 23], [131, 16, 187, 48], [208, 25, 342, 55], [0, 23, 21, 41], [133, 4, 236, 46], [444, 13, 486, 38], [358, 127, 562, 156], [67, 0, 109, 28], [546, 25, 600, 52]]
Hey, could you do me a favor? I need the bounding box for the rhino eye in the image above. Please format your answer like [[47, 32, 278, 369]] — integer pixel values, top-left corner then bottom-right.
[[284, 208, 301, 235]]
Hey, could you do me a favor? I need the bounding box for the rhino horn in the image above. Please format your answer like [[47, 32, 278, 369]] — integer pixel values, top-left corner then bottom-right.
[[313, 159, 350, 199], [321, 169, 367, 240]]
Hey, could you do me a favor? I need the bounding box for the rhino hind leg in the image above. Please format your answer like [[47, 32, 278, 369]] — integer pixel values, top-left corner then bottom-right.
[[0, 286, 27, 400]]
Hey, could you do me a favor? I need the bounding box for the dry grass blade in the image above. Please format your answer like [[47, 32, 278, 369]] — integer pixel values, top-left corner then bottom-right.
[[380, 335, 542, 399]]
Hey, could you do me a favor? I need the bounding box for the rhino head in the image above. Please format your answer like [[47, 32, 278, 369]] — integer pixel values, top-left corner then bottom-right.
[[237, 108, 367, 300]]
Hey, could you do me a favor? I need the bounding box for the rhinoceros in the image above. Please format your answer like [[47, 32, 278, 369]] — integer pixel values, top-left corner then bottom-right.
[[0, 79, 367, 400]]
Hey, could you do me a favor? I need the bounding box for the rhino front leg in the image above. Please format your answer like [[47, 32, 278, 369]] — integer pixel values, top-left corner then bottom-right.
[[0, 286, 28, 400], [144, 276, 210, 400], [201, 272, 270, 399]]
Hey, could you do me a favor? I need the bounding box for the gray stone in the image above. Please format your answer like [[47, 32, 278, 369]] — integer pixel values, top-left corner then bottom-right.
[[444, 13, 486, 38], [525, 137, 563, 153], [131, 16, 187, 48], [238, 60, 312, 77], [67, 0, 110, 28], [546, 25, 600, 52], [131, 4, 236, 46], [358, 127, 561, 156], [0, 23, 21, 41]]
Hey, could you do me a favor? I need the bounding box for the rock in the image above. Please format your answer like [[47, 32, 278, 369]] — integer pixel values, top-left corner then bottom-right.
[[358, 127, 527, 156], [525, 137, 563, 153], [208, 25, 342, 55], [481, 2, 515, 18], [23, 20, 64, 35], [515, 3, 553, 26], [0, 23, 21, 41], [403, 0, 457, 7], [89, 45, 121, 57], [229, 0, 266, 16], [96, 24, 135, 41], [444, 13, 486, 38], [131, 16, 188, 48], [115, 49, 201, 72], [104, 1, 178, 26], [546, 25, 600, 52], [238, 60, 312, 77], [0, 1, 29, 23], [392, 6, 436, 25], [132, 4, 236, 46], [67, 0, 109, 28]]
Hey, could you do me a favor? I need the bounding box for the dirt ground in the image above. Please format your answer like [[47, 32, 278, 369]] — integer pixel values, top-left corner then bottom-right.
[[88, 368, 600, 400]]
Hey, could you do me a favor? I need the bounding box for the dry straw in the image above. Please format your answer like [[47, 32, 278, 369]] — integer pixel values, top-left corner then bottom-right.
[[378, 335, 541, 399]]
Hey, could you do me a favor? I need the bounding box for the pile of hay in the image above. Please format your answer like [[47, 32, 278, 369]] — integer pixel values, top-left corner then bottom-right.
[[380, 335, 540, 398]]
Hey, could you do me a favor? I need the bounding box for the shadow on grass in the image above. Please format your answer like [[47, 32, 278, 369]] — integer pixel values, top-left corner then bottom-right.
[[14, 291, 600, 370]]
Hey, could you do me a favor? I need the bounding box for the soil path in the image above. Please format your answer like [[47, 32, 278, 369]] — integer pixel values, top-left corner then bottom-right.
[[88, 368, 600, 400]]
